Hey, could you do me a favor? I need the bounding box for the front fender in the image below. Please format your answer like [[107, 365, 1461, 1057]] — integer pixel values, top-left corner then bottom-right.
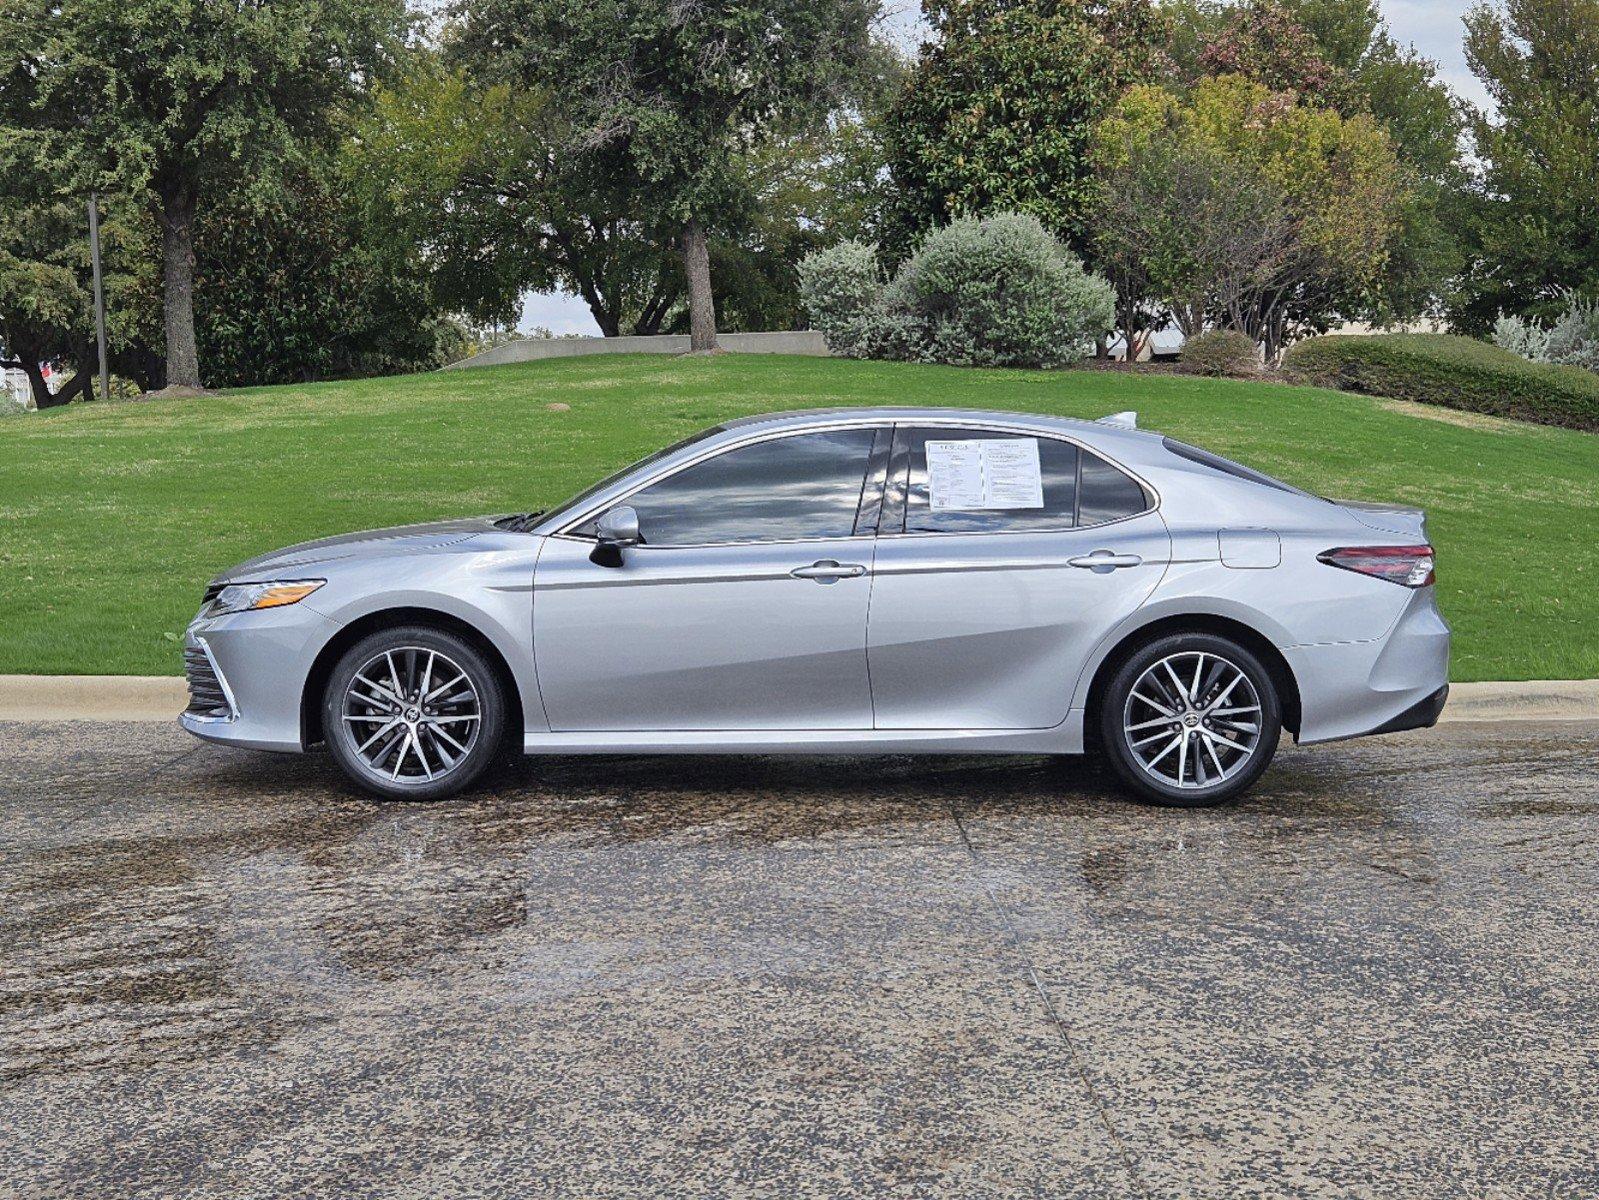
[[302, 543, 545, 732]]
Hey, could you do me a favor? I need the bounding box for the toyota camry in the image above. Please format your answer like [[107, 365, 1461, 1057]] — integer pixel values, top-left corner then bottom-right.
[[180, 407, 1450, 806]]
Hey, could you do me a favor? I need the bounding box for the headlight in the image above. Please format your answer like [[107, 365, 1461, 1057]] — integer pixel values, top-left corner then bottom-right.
[[209, 580, 325, 615]]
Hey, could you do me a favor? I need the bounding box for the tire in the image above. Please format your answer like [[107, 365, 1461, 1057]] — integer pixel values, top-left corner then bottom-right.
[[322, 625, 507, 802], [1098, 632, 1281, 807]]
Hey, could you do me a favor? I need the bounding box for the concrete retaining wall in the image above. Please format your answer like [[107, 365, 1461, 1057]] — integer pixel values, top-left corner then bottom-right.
[[442, 330, 831, 371]]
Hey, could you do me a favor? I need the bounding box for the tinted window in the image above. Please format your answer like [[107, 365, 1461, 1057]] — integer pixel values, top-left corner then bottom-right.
[[1078, 451, 1151, 524], [1161, 437, 1305, 496], [900, 427, 1080, 534], [542, 425, 726, 526], [598, 428, 878, 546]]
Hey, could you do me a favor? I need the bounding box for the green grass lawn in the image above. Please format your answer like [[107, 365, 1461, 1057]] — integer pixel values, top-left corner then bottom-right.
[[3, 353, 1596, 681]]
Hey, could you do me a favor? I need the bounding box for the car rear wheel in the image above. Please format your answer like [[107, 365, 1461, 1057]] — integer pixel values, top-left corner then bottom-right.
[[1099, 632, 1281, 807], [323, 625, 506, 802]]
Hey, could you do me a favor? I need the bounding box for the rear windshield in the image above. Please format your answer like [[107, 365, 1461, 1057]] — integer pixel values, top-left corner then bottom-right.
[[1161, 437, 1312, 498]]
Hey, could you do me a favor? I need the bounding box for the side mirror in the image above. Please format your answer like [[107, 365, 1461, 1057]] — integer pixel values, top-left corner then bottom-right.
[[589, 505, 640, 568]]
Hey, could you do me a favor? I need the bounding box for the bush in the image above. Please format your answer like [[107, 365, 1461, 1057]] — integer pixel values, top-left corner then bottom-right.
[[1178, 329, 1260, 376], [1491, 311, 1551, 361], [1282, 333, 1599, 431], [888, 213, 1114, 368], [1544, 299, 1599, 372], [797, 240, 885, 359]]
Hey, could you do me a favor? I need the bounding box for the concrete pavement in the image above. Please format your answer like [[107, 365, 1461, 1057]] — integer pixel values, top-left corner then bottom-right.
[[2, 720, 1597, 1198]]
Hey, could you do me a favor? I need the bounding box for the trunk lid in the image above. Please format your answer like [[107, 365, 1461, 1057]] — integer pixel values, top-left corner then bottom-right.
[[1332, 498, 1429, 541]]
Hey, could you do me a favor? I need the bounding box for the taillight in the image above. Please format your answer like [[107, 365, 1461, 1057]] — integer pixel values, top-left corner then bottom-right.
[[1318, 545, 1435, 587]]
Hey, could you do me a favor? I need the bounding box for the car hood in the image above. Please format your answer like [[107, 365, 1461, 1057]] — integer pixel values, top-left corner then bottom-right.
[[212, 517, 505, 583]]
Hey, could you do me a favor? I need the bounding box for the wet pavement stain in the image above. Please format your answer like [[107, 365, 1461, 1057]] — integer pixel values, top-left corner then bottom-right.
[[1, 719, 1597, 1198]]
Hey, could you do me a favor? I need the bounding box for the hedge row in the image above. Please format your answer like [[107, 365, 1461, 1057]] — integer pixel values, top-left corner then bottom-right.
[[1282, 333, 1599, 432]]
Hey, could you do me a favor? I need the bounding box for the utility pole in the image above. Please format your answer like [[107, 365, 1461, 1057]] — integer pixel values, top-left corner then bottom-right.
[[87, 194, 109, 401]]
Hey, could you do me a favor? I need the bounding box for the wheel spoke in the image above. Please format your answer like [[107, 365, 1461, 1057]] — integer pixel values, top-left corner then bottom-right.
[[1132, 690, 1175, 717], [1144, 734, 1182, 769], [426, 673, 468, 704], [1162, 660, 1190, 706], [428, 721, 469, 754], [354, 673, 403, 706], [354, 718, 400, 754], [1126, 715, 1173, 732], [1204, 673, 1246, 714], [1204, 728, 1251, 754], [385, 652, 405, 701], [1203, 734, 1227, 778], [419, 651, 435, 704]]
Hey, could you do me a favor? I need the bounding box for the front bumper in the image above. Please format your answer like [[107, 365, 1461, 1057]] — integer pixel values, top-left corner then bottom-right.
[[178, 601, 337, 753]]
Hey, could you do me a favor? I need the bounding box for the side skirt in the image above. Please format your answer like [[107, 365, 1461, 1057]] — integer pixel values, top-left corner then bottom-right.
[[522, 719, 1084, 757]]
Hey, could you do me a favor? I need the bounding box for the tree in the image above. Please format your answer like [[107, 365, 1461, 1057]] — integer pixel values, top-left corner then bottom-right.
[[1164, 0, 1464, 325], [882, 0, 1165, 257], [6, 0, 407, 389], [1097, 75, 1406, 358], [1454, 0, 1599, 331], [453, 0, 878, 352], [1093, 142, 1293, 353], [355, 58, 685, 338]]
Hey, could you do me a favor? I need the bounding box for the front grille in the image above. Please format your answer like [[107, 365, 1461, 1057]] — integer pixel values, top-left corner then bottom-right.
[[183, 645, 232, 718]]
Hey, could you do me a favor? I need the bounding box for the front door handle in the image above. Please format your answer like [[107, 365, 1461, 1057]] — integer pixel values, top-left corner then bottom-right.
[[791, 559, 868, 582], [1067, 551, 1143, 572]]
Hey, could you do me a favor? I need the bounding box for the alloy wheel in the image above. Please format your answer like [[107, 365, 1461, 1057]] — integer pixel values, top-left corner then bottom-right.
[[1121, 651, 1263, 791], [340, 646, 482, 785]]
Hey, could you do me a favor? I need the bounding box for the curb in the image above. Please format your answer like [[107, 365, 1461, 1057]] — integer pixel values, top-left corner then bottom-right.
[[0, 674, 1594, 726]]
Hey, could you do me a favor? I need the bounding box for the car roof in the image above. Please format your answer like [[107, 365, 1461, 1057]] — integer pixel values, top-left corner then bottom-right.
[[719, 406, 1163, 450]]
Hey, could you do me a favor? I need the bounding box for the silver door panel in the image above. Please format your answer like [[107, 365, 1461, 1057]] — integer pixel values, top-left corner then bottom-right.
[[867, 513, 1173, 729], [533, 535, 875, 731]]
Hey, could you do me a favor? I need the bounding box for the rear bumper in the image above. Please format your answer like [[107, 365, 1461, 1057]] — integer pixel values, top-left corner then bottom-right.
[[1366, 684, 1449, 736], [1285, 587, 1451, 745]]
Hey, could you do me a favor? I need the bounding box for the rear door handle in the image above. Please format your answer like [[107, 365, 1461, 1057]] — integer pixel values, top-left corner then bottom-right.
[[1068, 551, 1143, 572], [791, 559, 868, 582]]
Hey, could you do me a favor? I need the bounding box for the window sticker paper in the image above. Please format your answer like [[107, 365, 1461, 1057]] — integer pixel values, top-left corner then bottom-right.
[[926, 439, 1045, 510]]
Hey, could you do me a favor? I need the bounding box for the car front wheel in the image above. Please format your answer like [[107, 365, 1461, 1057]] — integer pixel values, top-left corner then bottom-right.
[[1099, 632, 1281, 807], [322, 625, 506, 801]]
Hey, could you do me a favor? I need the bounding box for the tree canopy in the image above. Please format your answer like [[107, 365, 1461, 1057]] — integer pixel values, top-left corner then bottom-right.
[[1455, 0, 1599, 330], [451, 0, 879, 349], [5, 0, 407, 387], [882, 0, 1164, 256], [1097, 74, 1406, 356]]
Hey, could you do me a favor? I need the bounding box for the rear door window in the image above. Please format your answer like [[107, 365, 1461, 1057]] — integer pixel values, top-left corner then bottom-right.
[[888, 426, 1148, 533]]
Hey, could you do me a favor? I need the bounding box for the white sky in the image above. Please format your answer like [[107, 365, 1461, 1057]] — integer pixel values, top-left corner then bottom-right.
[[521, 0, 1488, 336]]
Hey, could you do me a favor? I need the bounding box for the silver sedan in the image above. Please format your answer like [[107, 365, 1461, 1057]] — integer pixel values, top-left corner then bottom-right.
[[180, 407, 1450, 805]]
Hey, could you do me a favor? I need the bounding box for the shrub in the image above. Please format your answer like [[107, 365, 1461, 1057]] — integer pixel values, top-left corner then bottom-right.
[[1491, 311, 1551, 361], [1282, 333, 1599, 431], [1178, 329, 1260, 376], [887, 212, 1114, 369], [1543, 299, 1599, 372], [797, 240, 885, 359]]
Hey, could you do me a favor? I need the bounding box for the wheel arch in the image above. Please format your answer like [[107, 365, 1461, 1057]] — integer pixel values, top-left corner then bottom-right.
[[1081, 613, 1303, 741], [300, 606, 526, 749]]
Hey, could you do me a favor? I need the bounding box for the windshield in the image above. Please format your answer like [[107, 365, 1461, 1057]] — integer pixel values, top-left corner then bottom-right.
[[537, 425, 727, 528]]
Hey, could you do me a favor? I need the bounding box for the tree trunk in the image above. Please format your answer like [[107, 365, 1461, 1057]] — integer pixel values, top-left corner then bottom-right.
[[20, 360, 62, 409], [680, 220, 718, 353], [156, 181, 202, 389]]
